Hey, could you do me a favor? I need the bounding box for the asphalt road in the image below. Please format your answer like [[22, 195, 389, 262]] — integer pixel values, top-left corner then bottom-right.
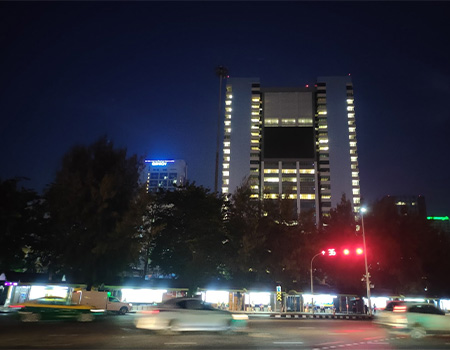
[[1, 312, 450, 349]]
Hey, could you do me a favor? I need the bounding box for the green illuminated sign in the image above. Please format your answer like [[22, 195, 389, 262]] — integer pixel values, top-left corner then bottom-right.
[[427, 216, 449, 221]]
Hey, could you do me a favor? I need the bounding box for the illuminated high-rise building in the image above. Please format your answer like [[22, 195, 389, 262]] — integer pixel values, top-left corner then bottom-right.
[[221, 76, 361, 222], [145, 159, 187, 192]]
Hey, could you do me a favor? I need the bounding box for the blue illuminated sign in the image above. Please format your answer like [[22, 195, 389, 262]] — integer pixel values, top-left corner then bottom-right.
[[145, 160, 175, 166]]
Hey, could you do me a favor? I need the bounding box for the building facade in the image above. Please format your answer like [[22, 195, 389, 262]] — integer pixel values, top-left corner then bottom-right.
[[221, 76, 361, 222], [145, 159, 187, 192]]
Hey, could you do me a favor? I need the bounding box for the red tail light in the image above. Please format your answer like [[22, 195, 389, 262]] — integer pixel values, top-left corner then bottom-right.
[[393, 305, 407, 313], [142, 309, 160, 314], [8, 304, 24, 308]]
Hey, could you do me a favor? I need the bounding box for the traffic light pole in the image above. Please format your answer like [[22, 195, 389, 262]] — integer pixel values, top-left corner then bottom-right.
[[361, 209, 372, 316]]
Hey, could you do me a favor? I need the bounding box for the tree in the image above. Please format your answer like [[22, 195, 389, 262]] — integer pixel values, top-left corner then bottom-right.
[[45, 137, 143, 287], [149, 183, 228, 295], [0, 178, 40, 272]]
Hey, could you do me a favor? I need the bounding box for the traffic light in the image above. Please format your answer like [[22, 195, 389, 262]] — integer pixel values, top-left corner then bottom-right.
[[322, 247, 364, 257]]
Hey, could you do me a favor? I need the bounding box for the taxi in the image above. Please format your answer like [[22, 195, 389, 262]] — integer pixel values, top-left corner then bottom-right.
[[12, 296, 104, 322]]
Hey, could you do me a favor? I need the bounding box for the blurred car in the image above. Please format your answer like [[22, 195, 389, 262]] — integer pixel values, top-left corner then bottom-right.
[[135, 297, 248, 332], [375, 302, 450, 339], [12, 296, 104, 322]]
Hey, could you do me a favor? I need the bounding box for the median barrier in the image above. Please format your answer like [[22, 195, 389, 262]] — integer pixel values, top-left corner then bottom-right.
[[269, 313, 373, 320]]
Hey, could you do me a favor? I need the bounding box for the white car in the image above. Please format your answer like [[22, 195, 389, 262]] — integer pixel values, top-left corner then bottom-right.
[[135, 297, 248, 332], [375, 302, 450, 339]]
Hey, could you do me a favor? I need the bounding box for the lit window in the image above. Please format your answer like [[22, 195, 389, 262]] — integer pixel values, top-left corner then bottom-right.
[[251, 118, 259, 122], [322, 195, 331, 200], [353, 189, 360, 195], [264, 194, 279, 199], [352, 171, 359, 177], [299, 169, 315, 174], [265, 119, 279, 125], [282, 177, 297, 182], [281, 169, 296, 174], [264, 169, 279, 174], [352, 180, 359, 186], [300, 194, 315, 200], [251, 104, 259, 109], [349, 127, 356, 133], [251, 111, 259, 116], [346, 99, 354, 104], [288, 194, 297, 199], [349, 142, 357, 147], [251, 139, 259, 144], [281, 119, 296, 124], [223, 179, 229, 185], [225, 128, 231, 133], [250, 194, 259, 199], [251, 147, 259, 151], [224, 121, 231, 126], [250, 185, 259, 190], [222, 187, 229, 193], [226, 94, 232, 99], [319, 146, 329, 151], [222, 171, 229, 177], [223, 149, 230, 154], [318, 111, 327, 115], [225, 107, 232, 112], [351, 157, 357, 162], [348, 113, 355, 118], [347, 106, 354, 111], [252, 98, 260, 102], [319, 139, 328, 143], [298, 118, 313, 124], [318, 125, 328, 129], [223, 163, 229, 169], [353, 197, 361, 204], [224, 156, 230, 162], [223, 141, 230, 147], [264, 177, 279, 183], [251, 132, 259, 137], [225, 100, 232, 106]]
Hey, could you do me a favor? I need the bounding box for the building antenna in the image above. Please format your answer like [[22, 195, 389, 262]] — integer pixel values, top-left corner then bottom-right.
[[214, 65, 229, 194]]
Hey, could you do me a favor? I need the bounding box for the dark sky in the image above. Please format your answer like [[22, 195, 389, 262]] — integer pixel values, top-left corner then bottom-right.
[[1, 2, 449, 215]]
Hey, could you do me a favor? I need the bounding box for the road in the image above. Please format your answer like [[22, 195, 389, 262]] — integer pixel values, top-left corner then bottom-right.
[[1, 312, 450, 349]]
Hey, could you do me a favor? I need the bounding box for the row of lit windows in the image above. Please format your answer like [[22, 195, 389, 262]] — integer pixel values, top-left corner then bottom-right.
[[264, 169, 315, 174], [263, 194, 316, 200], [222, 88, 233, 194]]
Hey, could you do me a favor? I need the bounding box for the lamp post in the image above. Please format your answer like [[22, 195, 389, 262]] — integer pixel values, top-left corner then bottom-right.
[[310, 251, 324, 314], [361, 207, 372, 316]]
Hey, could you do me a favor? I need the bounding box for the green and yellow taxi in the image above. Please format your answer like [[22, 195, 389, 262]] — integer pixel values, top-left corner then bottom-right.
[[13, 296, 104, 322]]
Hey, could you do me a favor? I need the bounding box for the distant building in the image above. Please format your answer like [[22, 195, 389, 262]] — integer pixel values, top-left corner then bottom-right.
[[145, 159, 187, 192], [221, 76, 361, 223], [427, 216, 450, 234], [391, 195, 427, 217]]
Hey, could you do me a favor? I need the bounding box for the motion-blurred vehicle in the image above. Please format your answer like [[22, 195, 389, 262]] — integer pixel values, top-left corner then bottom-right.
[[71, 290, 132, 315], [135, 297, 248, 332], [12, 296, 104, 322], [375, 302, 450, 339]]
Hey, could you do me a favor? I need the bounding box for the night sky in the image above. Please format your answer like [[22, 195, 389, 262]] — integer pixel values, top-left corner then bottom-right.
[[1, 2, 449, 215]]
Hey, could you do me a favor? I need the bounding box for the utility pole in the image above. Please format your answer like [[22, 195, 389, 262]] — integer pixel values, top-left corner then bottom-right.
[[214, 65, 228, 194]]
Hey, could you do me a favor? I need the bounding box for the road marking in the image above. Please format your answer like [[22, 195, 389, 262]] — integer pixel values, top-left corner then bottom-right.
[[316, 341, 342, 346], [273, 341, 304, 344], [164, 342, 197, 345]]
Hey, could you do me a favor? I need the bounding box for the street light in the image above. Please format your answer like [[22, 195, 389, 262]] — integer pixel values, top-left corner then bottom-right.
[[310, 251, 325, 314], [361, 207, 372, 315]]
